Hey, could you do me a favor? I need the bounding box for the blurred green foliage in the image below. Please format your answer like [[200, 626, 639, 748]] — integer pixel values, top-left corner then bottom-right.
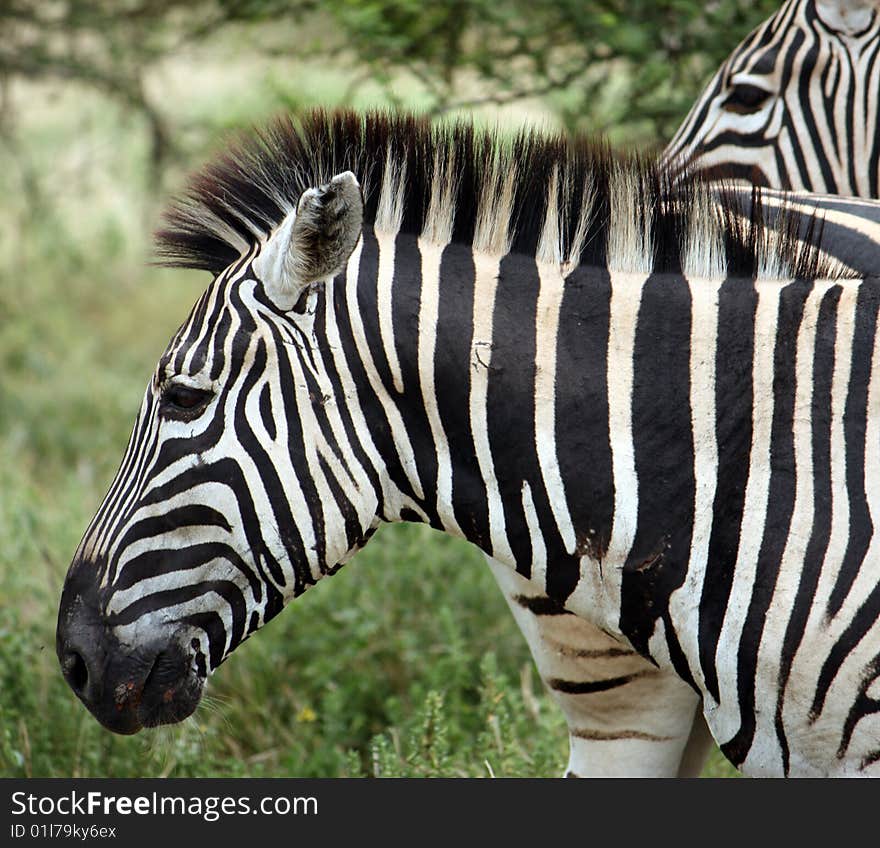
[[1, 0, 779, 153], [313, 0, 782, 141]]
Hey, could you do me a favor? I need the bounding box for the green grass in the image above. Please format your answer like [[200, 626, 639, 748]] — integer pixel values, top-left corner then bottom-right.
[[0, 68, 738, 779]]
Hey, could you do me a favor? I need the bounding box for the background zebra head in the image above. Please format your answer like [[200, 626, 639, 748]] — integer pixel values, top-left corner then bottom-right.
[[56, 160, 371, 734], [663, 0, 880, 194]]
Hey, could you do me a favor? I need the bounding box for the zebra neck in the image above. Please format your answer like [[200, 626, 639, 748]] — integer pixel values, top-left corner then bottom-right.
[[339, 231, 719, 609]]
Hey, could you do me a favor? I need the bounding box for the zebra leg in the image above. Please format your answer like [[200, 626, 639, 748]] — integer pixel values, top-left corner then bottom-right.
[[485, 556, 709, 777], [675, 709, 715, 778]]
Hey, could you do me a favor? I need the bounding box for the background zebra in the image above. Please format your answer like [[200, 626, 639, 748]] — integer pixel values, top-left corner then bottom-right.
[[485, 0, 880, 777], [664, 0, 880, 193], [57, 110, 880, 776]]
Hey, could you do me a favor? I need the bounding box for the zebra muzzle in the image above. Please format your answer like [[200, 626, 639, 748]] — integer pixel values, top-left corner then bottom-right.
[[57, 575, 203, 734], [58, 626, 204, 734]]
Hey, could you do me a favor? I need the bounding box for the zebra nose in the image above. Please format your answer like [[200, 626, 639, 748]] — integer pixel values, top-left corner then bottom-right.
[[56, 616, 143, 732], [57, 607, 110, 711], [56, 616, 179, 735], [60, 644, 90, 697], [56, 586, 145, 733], [57, 557, 107, 702]]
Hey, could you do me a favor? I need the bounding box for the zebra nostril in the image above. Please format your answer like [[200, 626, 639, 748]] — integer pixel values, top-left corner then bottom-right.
[[62, 649, 89, 694]]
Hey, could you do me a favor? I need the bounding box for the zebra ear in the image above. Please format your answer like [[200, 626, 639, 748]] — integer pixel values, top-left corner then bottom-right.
[[254, 171, 363, 311], [815, 0, 878, 33]]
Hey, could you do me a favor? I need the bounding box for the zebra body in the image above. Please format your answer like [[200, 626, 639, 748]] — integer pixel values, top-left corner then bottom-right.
[[490, 0, 880, 777], [492, 185, 880, 776], [57, 112, 880, 776]]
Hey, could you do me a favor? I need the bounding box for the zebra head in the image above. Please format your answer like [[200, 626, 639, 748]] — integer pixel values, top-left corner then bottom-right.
[[56, 171, 370, 734], [663, 0, 880, 194]]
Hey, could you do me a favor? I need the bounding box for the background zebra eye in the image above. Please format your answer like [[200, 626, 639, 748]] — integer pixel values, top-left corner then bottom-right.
[[723, 83, 772, 114], [161, 384, 212, 416]]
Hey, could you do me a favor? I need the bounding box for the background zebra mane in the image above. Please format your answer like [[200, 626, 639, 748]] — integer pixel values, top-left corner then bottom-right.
[[156, 108, 848, 281]]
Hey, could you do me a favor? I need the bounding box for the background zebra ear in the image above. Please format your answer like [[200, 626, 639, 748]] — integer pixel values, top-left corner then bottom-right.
[[254, 171, 363, 311], [815, 0, 879, 33]]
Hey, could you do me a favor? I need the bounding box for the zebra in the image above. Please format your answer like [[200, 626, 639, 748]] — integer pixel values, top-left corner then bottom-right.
[[56, 110, 880, 776], [489, 0, 880, 777], [663, 0, 880, 193]]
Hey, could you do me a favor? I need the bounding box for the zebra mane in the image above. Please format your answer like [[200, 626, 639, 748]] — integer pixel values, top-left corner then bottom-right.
[[156, 108, 849, 281]]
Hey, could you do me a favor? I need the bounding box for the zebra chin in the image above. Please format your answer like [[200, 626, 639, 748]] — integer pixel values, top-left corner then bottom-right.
[[127, 642, 206, 734]]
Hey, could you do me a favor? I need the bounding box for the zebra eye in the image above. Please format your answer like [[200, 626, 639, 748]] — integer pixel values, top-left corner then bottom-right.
[[723, 83, 772, 115], [160, 384, 213, 418]]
